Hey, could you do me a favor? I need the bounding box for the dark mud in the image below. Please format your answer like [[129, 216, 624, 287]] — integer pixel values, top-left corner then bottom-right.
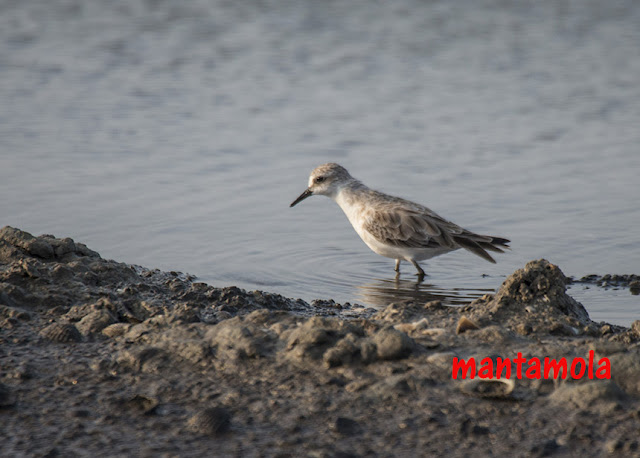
[[2, 226, 640, 457], [570, 274, 640, 296]]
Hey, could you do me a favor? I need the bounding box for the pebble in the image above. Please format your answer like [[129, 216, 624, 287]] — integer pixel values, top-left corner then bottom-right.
[[459, 378, 515, 399], [39, 322, 82, 343], [330, 417, 360, 436], [373, 327, 414, 360], [456, 316, 479, 334], [187, 407, 231, 435]]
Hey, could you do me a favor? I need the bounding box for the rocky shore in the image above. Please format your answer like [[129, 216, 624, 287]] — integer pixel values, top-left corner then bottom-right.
[[1, 226, 640, 457]]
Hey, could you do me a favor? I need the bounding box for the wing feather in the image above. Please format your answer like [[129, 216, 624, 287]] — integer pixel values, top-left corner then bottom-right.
[[361, 192, 510, 261]]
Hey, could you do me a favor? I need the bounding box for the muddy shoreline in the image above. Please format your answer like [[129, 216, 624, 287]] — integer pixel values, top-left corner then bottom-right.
[[1, 226, 640, 457]]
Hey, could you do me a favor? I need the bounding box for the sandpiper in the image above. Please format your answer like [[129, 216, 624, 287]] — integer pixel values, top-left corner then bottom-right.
[[290, 163, 509, 277]]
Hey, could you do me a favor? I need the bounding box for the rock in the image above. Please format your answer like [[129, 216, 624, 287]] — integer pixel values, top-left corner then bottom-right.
[[323, 334, 362, 368], [549, 381, 625, 410], [76, 310, 116, 336], [373, 327, 414, 360], [0, 226, 101, 262], [576, 274, 640, 291], [0, 303, 31, 321], [74, 242, 100, 258], [393, 318, 429, 335], [368, 374, 417, 399], [456, 316, 479, 334], [0, 226, 54, 260], [119, 394, 158, 415], [4, 225, 640, 456], [102, 323, 132, 338], [606, 351, 640, 396], [188, 407, 231, 435], [467, 325, 514, 344], [467, 260, 594, 336], [330, 417, 360, 436], [459, 418, 490, 436], [26, 239, 55, 259], [207, 317, 274, 360], [285, 316, 362, 361], [374, 300, 445, 322], [605, 438, 624, 454], [459, 378, 515, 399], [494, 260, 588, 320], [285, 320, 414, 366], [205, 286, 309, 316], [116, 347, 172, 373], [39, 322, 82, 343], [146, 326, 212, 365]]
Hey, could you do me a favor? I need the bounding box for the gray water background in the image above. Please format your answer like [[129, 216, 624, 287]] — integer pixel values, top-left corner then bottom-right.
[[1, 0, 639, 325]]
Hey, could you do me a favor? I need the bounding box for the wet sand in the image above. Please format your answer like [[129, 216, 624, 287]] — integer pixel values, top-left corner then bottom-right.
[[1, 226, 640, 457]]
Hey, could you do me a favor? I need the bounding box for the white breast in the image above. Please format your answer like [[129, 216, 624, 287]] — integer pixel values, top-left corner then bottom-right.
[[334, 189, 405, 259], [333, 187, 455, 262]]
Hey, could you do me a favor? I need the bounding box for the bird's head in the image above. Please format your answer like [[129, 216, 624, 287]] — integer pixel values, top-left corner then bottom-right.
[[290, 163, 353, 207]]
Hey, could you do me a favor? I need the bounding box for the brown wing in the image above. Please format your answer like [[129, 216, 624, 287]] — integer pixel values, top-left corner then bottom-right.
[[362, 194, 510, 263]]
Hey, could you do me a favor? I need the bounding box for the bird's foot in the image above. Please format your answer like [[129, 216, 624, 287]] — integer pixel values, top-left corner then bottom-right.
[[410, 260, 426, 278]]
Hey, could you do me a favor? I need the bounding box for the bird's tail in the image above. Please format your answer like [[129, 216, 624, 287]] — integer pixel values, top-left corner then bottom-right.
[[452, 234, 511, 264]]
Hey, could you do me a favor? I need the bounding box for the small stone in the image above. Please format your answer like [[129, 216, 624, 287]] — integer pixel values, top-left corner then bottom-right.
[[74, 242, 100, 258], [460, 378, 515, 399], [373, 328, 414, 360], [53, 237, 76, 258], [323, 335, 360, 368], [515, 323, 533, 335], [330, 417, 360, 436], [459, 418, 489, 436], [39, 322, 82, 343], [188, 407, 231, 435], [207, 318, 273, 360], [76, 310, 116, 336], [630, 281, 640, 295], [102, 323, 132, 338], [605, 439, 623, 454], [456, 316, 479, 334], [122, 394, 158, 415], [471, 425, 490, 435], [25, 239, 54, 259]]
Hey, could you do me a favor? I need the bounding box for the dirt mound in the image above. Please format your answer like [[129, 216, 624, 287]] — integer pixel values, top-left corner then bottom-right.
[[2, 227, 640, 457]]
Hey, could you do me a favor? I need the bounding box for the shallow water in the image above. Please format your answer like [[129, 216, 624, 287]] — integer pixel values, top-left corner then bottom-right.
[[1, 0, 639, 325]]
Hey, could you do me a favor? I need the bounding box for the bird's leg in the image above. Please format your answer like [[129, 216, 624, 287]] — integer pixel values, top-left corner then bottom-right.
[[394, 259, 401, 273], [411, 260, 426, 279]]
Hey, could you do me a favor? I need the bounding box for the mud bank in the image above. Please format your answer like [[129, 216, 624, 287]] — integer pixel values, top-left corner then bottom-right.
[[570, 274, 640, 296], [1, 226, 640, 457]]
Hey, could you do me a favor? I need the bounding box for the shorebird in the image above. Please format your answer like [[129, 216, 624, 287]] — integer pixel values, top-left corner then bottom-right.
[[290, 163, 510, 278]]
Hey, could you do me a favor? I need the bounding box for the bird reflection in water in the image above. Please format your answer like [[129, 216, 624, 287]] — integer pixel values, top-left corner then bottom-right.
[[355, 275, 494, 308]]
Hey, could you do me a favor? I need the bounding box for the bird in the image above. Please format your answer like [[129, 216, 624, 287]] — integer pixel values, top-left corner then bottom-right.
[[290, 163, 510, 278]]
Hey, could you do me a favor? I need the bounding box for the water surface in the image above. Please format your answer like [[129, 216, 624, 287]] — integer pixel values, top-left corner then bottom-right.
[[1, 0, 639, 325]]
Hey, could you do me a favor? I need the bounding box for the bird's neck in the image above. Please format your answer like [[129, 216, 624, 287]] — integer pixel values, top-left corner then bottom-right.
[[333, 179, 368, 215]]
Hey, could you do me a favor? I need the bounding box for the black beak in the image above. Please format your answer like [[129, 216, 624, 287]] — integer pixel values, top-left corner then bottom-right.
[[290, 188, 313, 207]]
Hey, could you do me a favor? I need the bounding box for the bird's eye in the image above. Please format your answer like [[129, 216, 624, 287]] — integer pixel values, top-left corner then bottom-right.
[[315, 176, 325, 183]]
